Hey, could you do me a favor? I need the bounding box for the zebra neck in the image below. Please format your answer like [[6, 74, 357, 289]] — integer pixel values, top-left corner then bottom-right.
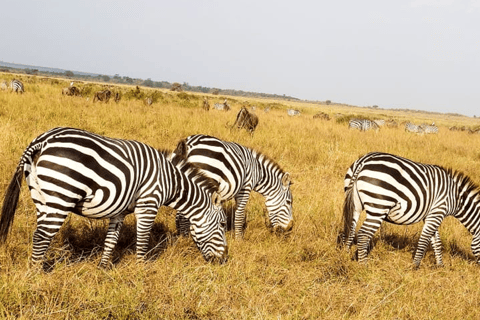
[[453, 175, 480, 235]]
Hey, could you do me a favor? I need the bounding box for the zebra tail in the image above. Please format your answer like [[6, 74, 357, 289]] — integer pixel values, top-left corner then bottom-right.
[[0, 164, 24, 244], [342, 184, 355, 246]]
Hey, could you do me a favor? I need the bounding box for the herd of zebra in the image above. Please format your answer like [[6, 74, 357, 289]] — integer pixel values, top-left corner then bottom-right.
[[3, 83, 480, 271], [2, 124, 480, 270], [348, 118, 439, 134]]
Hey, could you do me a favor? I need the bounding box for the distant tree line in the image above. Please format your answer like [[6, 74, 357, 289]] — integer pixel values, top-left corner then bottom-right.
[[0, 65, 300, 101]]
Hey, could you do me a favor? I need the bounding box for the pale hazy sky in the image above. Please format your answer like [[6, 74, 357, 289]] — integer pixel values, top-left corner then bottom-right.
[[1, 1, 479, 116]]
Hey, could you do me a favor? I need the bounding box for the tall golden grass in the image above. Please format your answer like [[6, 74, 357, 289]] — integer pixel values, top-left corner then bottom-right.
[[1, 73, 480, 319]]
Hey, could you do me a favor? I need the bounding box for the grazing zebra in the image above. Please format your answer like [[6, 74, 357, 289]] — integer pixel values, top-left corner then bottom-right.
[[10, 79, 24, 93], [287, 109, 300, 116], [0, 127, 228, 268], [419, 123, 439, 134], [171, 134, 293, 238], [214, 99, 230, 111], [348, 119, 379, 132], [404, 122, 424, 134], [231, 106, 259, 136], [342, 151, 480, 268], [93, 90, 111, 102]]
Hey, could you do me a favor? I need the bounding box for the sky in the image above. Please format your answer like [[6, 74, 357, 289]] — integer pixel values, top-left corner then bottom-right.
[[1, 1, 479, 117]]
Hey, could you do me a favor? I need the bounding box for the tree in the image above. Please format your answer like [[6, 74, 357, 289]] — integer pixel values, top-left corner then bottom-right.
[[102, 75, 110, 82], [143, 78, 154, 87], [65, 70, 74, 77]]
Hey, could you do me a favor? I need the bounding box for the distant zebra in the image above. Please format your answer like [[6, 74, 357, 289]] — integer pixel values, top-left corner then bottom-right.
[[214, 99, 230, 111], [287, 109, 300, 116], [231, 106, 259, 136], [10, 79, 24, 93], [0, 127, 228, 268], [348, 119, 379, 132], [419, 123, 439, 134], [171, 134, 293, 238], [343, 151, 480, 268], [404, 122, 424, 134], [0, 80, 8, 91], [93, 90, 111, 102]]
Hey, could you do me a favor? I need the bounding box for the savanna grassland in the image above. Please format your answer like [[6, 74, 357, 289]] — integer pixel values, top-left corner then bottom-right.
[[2, 73, 480, 319]]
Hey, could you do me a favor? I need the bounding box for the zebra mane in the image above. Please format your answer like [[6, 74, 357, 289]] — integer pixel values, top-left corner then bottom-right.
[[159, 148, 220, 194], [449, 168, 480, 197], [252, 148, 287, 175]]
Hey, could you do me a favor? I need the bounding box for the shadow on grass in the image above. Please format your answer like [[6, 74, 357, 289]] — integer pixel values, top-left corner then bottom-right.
[[43, 219, 174, 271]]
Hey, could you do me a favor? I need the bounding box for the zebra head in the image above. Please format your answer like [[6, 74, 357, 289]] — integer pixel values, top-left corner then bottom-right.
[[263, 172, 294, 234], [189, 191, 229, 263]]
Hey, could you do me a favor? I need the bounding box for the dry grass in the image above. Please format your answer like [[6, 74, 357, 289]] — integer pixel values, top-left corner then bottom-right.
[[1, 73, 480, 319]]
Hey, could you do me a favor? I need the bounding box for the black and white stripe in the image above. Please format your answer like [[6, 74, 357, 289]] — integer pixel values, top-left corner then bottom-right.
[[10, 79, 24, 93], [404, 122, 424, 134], [171, 134, 294, 238], [348, 119, 379, 132], [343, 151, 480, 268], [287, 109, 300, 116], [0, 127, 228, 267], [419, 123, 439, 134]]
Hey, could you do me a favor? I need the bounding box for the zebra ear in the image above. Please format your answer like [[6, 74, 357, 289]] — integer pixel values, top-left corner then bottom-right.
[[212, 192, 222, 206], [282, 172, 291, 187]]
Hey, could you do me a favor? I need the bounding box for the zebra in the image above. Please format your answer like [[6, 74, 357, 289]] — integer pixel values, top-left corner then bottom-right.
[[287, 109, 300, 116], [0, 127, 228, 268], [342, 151, 480, 268], [213, 99, 230, 111], [231, 106, 259, 136], [373, 119, 385, 127], [10, 79, 24, 93], [404, 122, 424, 134], [171, 134, 293, 239], [144, 97, 153, 106], [93, 90, 111, 102], [348, 119, 379, 132], [419, 123, 439, 134]]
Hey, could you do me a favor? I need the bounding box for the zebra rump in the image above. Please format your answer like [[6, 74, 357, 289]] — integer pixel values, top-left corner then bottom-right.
[[0, 127, 228, 268], [343, 151, 480, 268], [10, 79, 24, 93]]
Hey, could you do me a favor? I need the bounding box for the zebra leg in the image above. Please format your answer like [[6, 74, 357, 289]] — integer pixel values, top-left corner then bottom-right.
[[233, 189, 252, 239], [98, 215, 126, 268], [356, 211, 386, 263], [175, 213, 190, 237], [431, 231, 444, 267], [135, 210, 158, 263], [470, 233, 480, 264], [413, 214, 445, 268], [31, 211, 69, 266]]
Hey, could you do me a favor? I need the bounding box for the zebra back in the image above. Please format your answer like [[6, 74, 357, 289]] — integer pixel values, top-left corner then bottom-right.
[[348, 119, 379, 131], [10, 79, 24, 93]]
